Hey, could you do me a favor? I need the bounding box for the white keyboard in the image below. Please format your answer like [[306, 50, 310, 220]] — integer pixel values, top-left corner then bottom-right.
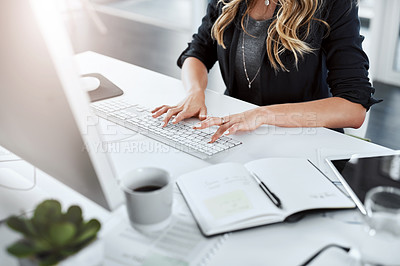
[[91, 99, 242, 159]]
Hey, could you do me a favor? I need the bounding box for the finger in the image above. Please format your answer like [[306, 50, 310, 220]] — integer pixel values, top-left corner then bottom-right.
[[172, 111, 187, 124], [225, 123, 242, 135], [193, 117, 214, 129], [152, 106, 170, 118], [194, 116, 228, 129], [198, 107, 208, 121], [151, 105, 168, 113], [209, 122, 234, 143], [163, 108, 181, 127]]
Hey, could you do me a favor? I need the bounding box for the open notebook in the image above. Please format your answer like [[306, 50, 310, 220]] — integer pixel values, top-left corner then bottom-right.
[[177, 158, 355, 236]]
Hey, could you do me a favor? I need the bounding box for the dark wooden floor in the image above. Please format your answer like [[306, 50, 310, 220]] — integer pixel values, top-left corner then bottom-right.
[[66, 11, 400, 150]]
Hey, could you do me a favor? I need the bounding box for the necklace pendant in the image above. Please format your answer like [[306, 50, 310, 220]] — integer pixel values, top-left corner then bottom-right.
[[248, 84, 251, 89], [265, 0, 270, 6]]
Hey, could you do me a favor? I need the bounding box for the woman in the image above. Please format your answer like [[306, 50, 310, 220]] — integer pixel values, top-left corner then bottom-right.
[[152, 0, 379, 143]]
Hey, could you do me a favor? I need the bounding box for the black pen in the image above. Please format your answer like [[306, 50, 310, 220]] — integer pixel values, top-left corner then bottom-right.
[[250, 172, 282, 209]]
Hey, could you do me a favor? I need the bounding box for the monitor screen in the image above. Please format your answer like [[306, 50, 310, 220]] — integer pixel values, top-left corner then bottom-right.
[[0, 0, 123, 213]]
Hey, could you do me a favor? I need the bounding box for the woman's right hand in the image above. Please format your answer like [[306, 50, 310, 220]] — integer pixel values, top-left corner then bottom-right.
[[151, 90, 208, 127]]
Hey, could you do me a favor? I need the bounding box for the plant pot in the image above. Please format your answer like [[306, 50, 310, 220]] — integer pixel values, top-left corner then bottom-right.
[[59, 239, 104, 266], [19, 258, 39, 266]]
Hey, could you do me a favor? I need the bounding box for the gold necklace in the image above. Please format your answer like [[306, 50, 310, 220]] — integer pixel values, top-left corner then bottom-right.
[[242, 16, 263, 89]]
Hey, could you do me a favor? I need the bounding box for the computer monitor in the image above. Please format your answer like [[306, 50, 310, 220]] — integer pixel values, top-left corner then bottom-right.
[[0, 0, 124, 213]]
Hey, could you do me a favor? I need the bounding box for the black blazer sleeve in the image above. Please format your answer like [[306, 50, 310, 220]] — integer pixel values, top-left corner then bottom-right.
[[322, 0, 380, 110], [176, 0, 220, 71]]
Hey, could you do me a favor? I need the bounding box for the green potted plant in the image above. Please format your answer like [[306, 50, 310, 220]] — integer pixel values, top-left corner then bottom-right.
[[6, 199, 101, 266]]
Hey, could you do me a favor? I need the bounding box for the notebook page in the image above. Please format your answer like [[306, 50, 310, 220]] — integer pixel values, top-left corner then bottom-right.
[[245, 158, 355, 217], [177, 163, 282, 234]]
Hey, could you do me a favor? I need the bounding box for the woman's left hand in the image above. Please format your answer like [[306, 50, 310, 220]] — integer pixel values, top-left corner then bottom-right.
[[193, 107, 266, 143]]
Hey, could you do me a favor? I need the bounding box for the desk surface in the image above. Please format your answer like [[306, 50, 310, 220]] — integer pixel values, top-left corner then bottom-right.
[[0, 51, 393, 266]]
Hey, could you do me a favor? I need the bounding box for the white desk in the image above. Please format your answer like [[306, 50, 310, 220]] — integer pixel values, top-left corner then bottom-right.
[[0, 51, 393, 265]]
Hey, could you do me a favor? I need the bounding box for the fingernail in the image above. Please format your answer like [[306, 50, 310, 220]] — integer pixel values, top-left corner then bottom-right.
[[224, 130, 230, 135], [172, 118, 177, 123], [194, 123, 201, 128]]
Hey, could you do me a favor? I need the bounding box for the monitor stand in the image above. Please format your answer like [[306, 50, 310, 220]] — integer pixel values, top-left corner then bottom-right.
[[0, 168, 48, 222]]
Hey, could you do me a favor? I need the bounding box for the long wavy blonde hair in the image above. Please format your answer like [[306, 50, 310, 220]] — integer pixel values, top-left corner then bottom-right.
[[211, 0, 328, 71]]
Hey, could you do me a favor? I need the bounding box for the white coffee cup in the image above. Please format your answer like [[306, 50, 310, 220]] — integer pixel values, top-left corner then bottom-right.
[[120, 167, 173, 232]]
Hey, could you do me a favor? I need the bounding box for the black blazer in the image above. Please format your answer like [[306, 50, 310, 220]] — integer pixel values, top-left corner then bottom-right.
[[177, 0, 379, 110]]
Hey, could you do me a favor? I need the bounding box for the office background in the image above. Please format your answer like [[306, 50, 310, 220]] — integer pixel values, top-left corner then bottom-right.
[[63, 0, 399, 149]]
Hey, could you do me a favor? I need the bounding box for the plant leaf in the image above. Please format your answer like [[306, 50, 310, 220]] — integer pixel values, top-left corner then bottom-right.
[[59, 249, 77, 258], [33, 200, 62, 225], [64, 206, 82, 225], [7, 240, 37, 258], [31, 239, 52, 252], [73, 219, 101, 245], [7, 216, 36, 238], [32, 200, 63, 237], [49, 222, 76, 246]]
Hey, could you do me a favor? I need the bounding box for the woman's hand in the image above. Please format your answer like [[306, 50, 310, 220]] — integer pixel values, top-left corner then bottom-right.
[[194, 107, 267, 143], [152, 57, 209, 126], [151, 90, 208, 127], [192, 97, 367, 143]]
